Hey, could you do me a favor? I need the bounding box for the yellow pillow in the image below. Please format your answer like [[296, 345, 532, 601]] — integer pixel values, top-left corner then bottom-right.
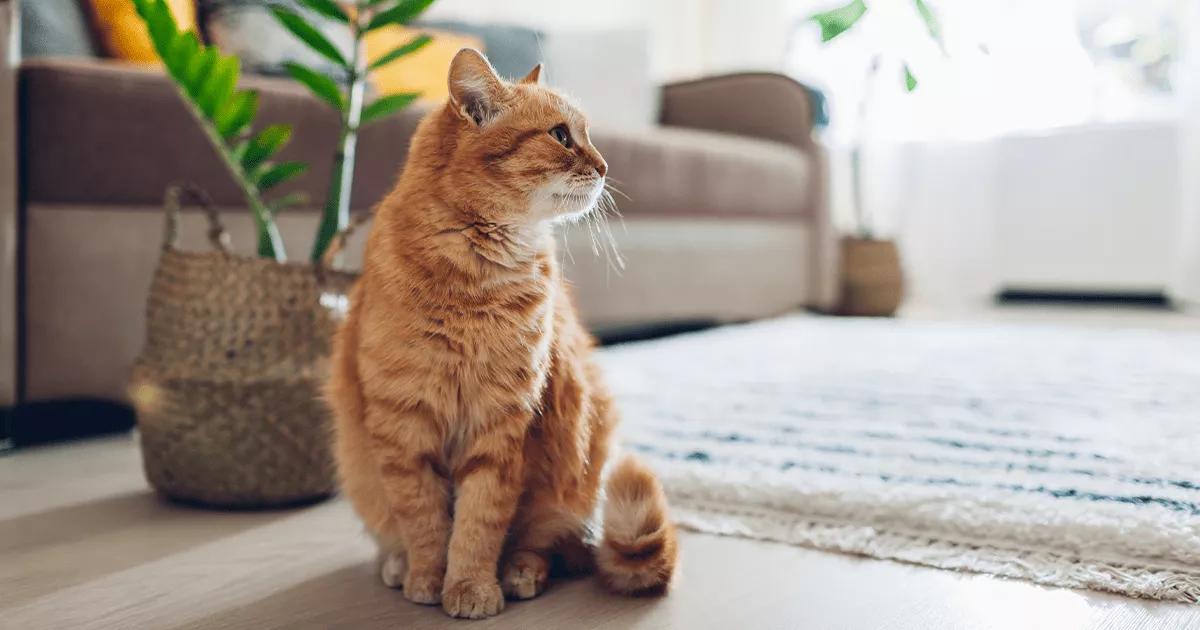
[[366, 27, 485, 104], [88, 0, 197, 63]]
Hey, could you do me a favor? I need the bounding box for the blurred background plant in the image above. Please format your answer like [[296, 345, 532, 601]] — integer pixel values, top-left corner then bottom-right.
[[804, 0, 946, 239], [134, 0, 305, 260], [132, 0, 436, 261], [269, 0, 434, 262]]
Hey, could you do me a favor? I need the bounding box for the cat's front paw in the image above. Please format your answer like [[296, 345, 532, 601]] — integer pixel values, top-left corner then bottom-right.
[[402, 570, 443, 605], [442, 578, 505, 619], [501, 550, 549, 600]]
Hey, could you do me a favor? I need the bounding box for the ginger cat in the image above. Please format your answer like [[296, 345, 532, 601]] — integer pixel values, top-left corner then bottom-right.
[[326, 49, 677, 619]]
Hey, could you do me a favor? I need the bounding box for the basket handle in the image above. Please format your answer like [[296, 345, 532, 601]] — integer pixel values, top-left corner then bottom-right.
[[317, 211, 374, 274], [163, 183, 233, 255]]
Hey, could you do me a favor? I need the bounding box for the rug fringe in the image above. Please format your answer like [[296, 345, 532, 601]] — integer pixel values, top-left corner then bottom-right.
[[673, 501, 1200, 604]]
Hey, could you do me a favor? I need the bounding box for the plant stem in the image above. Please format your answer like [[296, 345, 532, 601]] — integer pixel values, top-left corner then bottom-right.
[[311, 19, 367, 263], [177, 83, 286, 261], [851, 55, 882, 240]]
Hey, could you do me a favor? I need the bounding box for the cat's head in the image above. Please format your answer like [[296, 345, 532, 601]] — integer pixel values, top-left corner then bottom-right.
[[439, 48, 608, 224]]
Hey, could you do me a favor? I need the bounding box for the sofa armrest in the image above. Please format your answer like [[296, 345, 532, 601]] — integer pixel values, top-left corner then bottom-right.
[[660, 72, 838, 312], [659, 72, 819, 151], [1, 0, 18, 407]]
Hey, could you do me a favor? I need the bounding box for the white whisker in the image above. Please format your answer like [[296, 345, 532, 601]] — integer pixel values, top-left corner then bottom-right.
[[604, 181, 632, 202]]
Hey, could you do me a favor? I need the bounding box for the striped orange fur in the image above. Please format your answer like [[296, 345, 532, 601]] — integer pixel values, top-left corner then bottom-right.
[[326, 49, 677, 620]]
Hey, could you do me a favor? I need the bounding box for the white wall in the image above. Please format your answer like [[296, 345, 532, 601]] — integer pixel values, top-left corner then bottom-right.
[[423, 0, 713, 80], [827, 140, 1003, 307], [833, 120, 1184, 306], [422, 0, 801, 81]]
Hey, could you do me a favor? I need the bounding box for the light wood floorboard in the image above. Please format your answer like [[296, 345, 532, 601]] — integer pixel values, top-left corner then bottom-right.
[[3, 433, 1198, 630], [4, 305, 1199, 629]]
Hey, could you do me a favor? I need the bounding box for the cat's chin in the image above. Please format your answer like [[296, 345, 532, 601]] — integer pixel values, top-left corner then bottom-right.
[[552, 207, 596, 225], [536, 192, 598, 224], [550, 200, 599, 224]]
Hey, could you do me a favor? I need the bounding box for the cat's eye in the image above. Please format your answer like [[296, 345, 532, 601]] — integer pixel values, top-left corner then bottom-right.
[[549, 124, 573, 148]]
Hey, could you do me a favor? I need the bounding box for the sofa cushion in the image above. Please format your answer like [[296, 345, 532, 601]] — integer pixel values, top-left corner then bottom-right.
[[20, 0, 100, 59], [87, 0, 198, 63], [417, 20, 542, 81], [21, 59, 814, 223], [365, 26, 484, 104], [20, 58, 426, 210], [594, 126, 814, 221]]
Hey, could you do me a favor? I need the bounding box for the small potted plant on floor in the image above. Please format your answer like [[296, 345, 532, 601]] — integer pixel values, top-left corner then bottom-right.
[[128, 0, 432, 508], [807, 0, 946, 316]]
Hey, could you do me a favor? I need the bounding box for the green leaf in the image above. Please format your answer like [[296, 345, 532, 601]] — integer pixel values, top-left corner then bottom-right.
[[141, 0, 178, 58], [164, 29, 200, 79], [183, 47, 219, 97], [269, 5, 349, 69], [243, 124, 293, 171], [913, 0, 946, 53], [216, 90, 259, 139], [267, 191, 310, 213], [283, 62, 346, 110], [366, 0, 436, 31], [368, 34, 431, 71], [198, 55, 240, 118], [296, 0, 349, 23], [810, 0, 867, 43], [130, 0, 288, 261], [904, 63, 918, 92], [257, 161, 308, 190], [361, 92, 419, 126]]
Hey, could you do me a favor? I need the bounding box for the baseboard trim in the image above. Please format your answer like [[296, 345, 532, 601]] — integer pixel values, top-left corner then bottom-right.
[[996, 289, 1171, 307], [594, 319, 720, 345], [1, 399, 135, 449]]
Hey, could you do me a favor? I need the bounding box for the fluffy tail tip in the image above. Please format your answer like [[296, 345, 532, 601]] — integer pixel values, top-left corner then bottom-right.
[[597, 456, 678, 595]]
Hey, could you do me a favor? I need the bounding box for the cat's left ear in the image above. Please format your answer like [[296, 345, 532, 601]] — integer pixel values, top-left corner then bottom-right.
[[448, 48, 509, 126], [519, 63, 543, 85]]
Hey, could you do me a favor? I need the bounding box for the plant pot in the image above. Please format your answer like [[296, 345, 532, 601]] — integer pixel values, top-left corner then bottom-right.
[[130, 187, 357, 508], [837, 236, 904, 317]]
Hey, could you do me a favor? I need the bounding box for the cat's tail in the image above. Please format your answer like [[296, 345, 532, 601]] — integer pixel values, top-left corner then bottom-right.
[[595, 456, 679, 595]]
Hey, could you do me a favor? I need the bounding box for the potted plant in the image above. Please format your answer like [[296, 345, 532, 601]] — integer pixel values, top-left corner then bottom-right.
[[127, 0, 433, 508], [807, 0, 945, 316], [265, 0, 431, 262]]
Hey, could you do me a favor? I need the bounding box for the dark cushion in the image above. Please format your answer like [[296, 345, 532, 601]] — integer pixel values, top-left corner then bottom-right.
[[20, 0, 100, 59], [418, 20, 542, 81], [198, 0, 353, 83], [20, 58, 427, 209]]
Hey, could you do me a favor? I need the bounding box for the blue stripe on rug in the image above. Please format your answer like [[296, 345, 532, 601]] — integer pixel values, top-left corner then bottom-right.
[[637, 426, 1200, 492], [628, 442, 1200, 516]]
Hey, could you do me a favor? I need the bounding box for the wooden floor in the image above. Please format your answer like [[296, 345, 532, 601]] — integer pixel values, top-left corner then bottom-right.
[[3, 306, 1200, 629]]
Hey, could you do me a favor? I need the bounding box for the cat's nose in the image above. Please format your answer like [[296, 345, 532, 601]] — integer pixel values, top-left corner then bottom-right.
[[581, 145, 607, 178]]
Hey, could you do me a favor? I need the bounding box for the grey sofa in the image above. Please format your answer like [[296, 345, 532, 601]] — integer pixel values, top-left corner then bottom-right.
[[0, 0, 836, 410]]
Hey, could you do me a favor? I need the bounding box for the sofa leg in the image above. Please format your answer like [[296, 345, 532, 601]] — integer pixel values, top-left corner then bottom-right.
[[0, 0, 19, 409]]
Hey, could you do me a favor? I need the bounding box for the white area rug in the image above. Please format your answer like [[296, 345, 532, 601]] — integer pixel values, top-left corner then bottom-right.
[[599, 316, 1200, 602]]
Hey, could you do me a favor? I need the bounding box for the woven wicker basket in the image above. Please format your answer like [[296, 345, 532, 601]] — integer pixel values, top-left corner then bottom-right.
[[837, 236, 904, 317], [131, 186, 358, 508]]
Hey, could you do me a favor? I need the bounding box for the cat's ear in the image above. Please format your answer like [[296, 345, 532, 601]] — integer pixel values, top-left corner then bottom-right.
[[448, 48, 508, 126], [519, 63, 543, 85]]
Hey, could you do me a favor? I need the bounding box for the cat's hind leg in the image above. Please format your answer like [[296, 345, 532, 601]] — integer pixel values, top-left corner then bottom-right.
[[377, 544, 407, 588], [501, 506, 590, 600]]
